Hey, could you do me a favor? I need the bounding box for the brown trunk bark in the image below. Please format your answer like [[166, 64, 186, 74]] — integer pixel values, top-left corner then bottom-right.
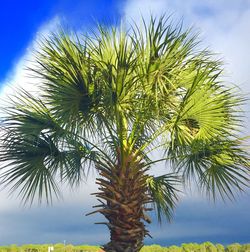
[[89, 154, 152, 252]]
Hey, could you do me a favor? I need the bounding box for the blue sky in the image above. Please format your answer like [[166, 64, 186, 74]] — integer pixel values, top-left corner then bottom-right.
[[0, 0, 250, 247], [0, 0, 123, 85]]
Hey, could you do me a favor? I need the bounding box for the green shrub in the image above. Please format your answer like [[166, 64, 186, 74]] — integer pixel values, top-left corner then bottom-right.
[[227, 243, 242, 252], [141, 244, 167, 251], [216, 244, 225, 252], [1, 242, 250, 252], [169, 245, 182, 252]]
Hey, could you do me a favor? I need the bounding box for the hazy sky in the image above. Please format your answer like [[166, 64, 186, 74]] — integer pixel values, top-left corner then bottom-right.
[[0, 0, 250, 247]]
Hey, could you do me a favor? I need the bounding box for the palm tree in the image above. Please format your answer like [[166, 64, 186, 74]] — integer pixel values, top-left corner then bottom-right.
[[0, 16, 249, 252]]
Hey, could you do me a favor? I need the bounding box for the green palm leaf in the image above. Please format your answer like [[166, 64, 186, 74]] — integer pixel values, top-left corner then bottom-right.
[[146, 173, 181, 222], [171, 138, 249, 200], [0, 91, 101, 203]]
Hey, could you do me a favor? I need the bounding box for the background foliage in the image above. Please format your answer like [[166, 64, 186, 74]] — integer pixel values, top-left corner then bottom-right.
[[0, 242, 249, 252]]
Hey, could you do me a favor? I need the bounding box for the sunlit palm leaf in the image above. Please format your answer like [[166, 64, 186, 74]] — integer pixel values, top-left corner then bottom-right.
[[32, 31, 99, 133]]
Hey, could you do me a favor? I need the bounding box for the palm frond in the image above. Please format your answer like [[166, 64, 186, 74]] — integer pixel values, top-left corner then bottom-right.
[[167, 67, 244, 155], [171, 138, 250, 200], [0, 129, 61, 204], [0, 92, 103, 203], [3, 89, 64, 137], [146, 173, 181, 223], [30, 30, 99, 134]]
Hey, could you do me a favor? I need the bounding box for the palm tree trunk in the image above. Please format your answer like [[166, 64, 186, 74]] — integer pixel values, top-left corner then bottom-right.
[[90, 157, 152, 252]]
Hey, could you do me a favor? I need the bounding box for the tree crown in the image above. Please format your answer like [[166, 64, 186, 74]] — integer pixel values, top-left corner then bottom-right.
[[0, 16, 249, 222]]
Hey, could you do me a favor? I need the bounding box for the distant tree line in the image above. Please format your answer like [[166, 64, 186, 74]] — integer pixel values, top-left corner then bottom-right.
[[0, 242, 249, 252]]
